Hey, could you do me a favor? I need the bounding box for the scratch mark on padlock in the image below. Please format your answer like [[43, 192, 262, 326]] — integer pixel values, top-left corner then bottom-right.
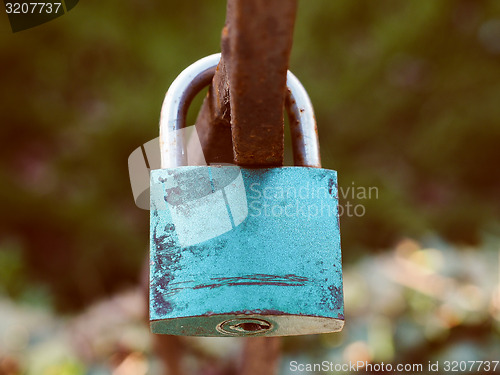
[[152, 296, 174, 316], [152, 223, 177, 253], [221, 309, 287, 316], [207, 166, 237, 228], [207, 167, 216, 193], [169, 280, 196, 285], [163, 279, 197, 297], [328, 177, 338, 199], [320, 284, 343, 312], [192, 274, 308, 290], [151, 217, 181, 316], [221, 189, 236, 228]]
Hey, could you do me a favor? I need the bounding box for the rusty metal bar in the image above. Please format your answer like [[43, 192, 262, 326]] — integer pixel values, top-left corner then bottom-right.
[[240, 337, 282, 375], [190, 55, 233, 165], [195, 0, 297, 166], [225, 0, 297, 166]]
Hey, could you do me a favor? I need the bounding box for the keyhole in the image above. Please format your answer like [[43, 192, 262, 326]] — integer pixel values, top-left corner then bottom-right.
[[218, 318, 272, 335], [235, 322, 269, 332]]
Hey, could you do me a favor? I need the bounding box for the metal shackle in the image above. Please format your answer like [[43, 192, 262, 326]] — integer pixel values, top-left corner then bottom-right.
[[159, 53, 321, 169]]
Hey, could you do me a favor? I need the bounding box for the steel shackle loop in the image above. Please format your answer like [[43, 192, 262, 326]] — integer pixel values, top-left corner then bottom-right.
[[159, 53, 321, 169]]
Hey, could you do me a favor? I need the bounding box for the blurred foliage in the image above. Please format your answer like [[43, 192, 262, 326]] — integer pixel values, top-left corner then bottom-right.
[[0, 0, 499, 319]]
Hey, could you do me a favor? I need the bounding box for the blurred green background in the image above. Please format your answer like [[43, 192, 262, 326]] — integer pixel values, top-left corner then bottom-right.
[[1, 0, 500, 374]]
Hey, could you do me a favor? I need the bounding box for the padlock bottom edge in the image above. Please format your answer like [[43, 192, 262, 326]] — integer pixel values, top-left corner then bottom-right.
[[150, 313, 344, 337]]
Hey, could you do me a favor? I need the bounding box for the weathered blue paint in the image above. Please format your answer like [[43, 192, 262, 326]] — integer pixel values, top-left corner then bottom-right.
[[149, 166, 343, 336]]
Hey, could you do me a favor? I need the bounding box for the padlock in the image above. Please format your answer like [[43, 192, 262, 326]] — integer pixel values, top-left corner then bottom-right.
[[150, 53, 343, 337]]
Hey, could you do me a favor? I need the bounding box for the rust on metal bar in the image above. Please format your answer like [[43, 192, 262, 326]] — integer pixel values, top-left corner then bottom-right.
[[195, 0, 297, 166], [226, 0, 297, 166], [191, 55, 234, 165]]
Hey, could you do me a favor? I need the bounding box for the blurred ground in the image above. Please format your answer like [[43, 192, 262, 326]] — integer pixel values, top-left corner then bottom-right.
[[1, 238, 499, 374]]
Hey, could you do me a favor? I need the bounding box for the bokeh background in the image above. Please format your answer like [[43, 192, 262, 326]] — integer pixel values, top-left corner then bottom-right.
[[1, 0, 500, 374]]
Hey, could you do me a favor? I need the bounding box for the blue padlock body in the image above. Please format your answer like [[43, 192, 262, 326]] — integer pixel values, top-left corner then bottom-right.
[[150, 166, 343, 336]]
